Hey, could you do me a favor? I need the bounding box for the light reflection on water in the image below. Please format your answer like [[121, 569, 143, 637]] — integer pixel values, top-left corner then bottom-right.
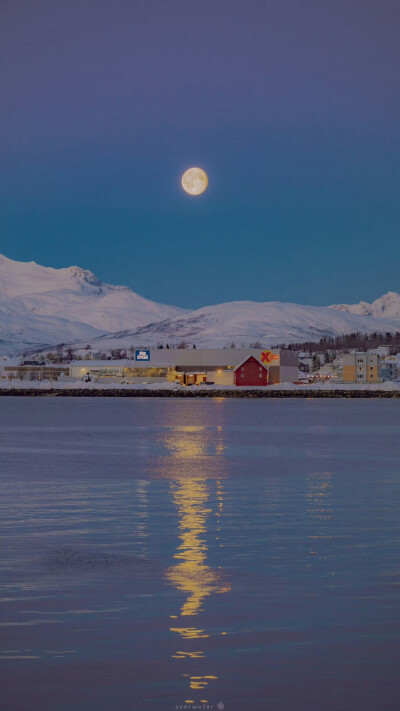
[[158, 424, 231, 703], [0, 398, 400, 711]]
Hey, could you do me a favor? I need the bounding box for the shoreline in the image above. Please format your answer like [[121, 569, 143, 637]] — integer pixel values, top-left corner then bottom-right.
[[0, 387, 399, 398]]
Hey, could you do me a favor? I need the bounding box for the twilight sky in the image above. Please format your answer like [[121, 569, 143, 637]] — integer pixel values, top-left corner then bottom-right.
[[0, 0, 399, 308]]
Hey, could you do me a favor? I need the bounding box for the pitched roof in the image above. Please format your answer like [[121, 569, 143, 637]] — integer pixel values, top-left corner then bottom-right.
[[233, 355, 268, 371]]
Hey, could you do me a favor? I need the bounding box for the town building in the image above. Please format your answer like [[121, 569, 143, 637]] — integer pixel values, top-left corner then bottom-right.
[[0, 349, 298, 386], [342, 353, 382, 383], [1, 364, 70, 381], [234, 356, 269, 386], [380, 356, 399, 382], [69, 348, 297, 385], [299, 359, 311, 374]]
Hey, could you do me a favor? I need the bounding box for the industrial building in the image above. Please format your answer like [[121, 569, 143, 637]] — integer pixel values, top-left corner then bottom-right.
[[1, 364, 70, 381], [1, 348, 298, 386], [69, 348, 298, 386], [342, 353, 382, 383]]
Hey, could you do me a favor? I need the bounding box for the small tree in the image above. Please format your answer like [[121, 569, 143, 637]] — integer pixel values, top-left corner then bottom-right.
[[311, 354, 321, 372]]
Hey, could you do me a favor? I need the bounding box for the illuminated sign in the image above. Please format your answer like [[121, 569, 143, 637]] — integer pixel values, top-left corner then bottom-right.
[[135, 349, 151, 361], [261, 350, 279, 364]]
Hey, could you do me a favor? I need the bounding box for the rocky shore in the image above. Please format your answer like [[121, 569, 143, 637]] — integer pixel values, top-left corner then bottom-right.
[[0, 388, 399, 398]]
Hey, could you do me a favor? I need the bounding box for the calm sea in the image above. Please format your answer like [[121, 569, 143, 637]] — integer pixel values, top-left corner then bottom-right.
[[1, 397, 400, 711]]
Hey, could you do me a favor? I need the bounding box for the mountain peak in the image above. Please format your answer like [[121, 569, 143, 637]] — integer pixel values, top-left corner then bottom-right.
[[330, 291, 400, 318], [0, 254, 186, 350], [66, 265, 104, 292]]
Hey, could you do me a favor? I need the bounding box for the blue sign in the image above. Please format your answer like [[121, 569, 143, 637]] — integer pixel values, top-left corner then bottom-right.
[[135, 349, 151, 362]]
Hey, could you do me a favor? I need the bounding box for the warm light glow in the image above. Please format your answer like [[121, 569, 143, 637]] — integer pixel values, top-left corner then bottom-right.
[[181, 167, 208, 196], [165, 476, 230, 616], [156, 417, 230, 705]]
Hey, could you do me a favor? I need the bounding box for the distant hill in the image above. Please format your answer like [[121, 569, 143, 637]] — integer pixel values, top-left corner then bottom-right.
[[75, 299, 400, 352]]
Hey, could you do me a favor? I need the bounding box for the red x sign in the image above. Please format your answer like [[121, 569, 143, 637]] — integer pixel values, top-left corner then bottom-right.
[[261, 350, 279, 364]]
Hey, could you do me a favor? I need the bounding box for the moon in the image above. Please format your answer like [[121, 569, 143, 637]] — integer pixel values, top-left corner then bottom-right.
[[181, 167, 208, 196]]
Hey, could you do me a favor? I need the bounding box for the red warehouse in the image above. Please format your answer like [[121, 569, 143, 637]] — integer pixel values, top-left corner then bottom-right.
[[234, 356, 269, 386]]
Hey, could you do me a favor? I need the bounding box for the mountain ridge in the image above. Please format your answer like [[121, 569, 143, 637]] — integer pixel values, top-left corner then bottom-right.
[[78, 299, 400, 352], [0, 254, 399, 355], [330, 291, 400, 319]]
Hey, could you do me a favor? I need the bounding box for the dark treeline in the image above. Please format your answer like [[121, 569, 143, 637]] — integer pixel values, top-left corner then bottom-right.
[[274, 331, 400, 354]]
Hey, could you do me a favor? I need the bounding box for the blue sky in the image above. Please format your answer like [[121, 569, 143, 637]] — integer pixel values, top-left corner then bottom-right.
[[0, 0, 399, 308]]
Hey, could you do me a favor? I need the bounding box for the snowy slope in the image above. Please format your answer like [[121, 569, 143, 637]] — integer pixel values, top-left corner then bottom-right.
[[77, 299, 400, 351], [0, 254, 187, 332], [2, 253, 400, 355], [0, 300, 104, 355], [330, 291, 400, 318], [0, 254, 187, 354]]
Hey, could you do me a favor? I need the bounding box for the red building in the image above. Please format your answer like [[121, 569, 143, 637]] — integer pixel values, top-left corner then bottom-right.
[[234, 356, 269, 386]]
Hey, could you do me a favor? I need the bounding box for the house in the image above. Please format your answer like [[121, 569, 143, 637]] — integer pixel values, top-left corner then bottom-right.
[[234, 356, 269, 386], [299, 359, 311, 373]]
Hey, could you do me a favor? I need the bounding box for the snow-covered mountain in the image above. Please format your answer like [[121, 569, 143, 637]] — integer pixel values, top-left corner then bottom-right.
[[76, 299, 400, 351], [1, 253, 400, 355], [0, 300, 104, 355], [0, 254, 186, 331], [0, 254, 187, 354], [330, 291, 400, 319]]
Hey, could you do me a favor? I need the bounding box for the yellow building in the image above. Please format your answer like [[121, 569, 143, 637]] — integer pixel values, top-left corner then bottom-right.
[[342, 353, 381, 383]]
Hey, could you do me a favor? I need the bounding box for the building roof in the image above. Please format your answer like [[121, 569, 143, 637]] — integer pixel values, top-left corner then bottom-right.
[[233, 354, 268, 371]]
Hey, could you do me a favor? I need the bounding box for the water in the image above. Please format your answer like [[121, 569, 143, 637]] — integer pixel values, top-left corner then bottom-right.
[[0, 397, 400, 711]]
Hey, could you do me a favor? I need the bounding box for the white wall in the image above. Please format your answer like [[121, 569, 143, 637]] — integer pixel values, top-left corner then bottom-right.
[[279, 366, 298, 384]]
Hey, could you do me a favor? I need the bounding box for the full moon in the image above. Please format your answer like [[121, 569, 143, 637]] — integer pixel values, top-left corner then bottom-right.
[[181, 167, 208, 196]]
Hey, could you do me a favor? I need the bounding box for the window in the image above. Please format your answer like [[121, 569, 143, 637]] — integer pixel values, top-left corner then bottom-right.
[[241, 373, 244, 378], [259, 373, 262, 378]]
